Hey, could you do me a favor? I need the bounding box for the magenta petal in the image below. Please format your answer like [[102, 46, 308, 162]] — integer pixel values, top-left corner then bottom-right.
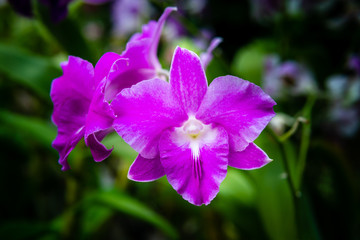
[[200, 37, 222, 69], [85, 79, 115, 162], [104, 58, 157, 101], [128, 154, 165, 182], [228, 143, 272, 170], [112, 78, 187, 158], [51, 56, 95, 170], [196, 76, 276, 152], [105, 7, 176, 101], [52, 128, 84, 171], [94, 52, 121, 83], [159, 126, 229, 206], [86, 133, 113, 162], [129, 7, 177, 66], [170, 47, 208, 114]]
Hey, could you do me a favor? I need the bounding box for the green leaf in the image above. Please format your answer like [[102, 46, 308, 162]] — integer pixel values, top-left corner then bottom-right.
[[80, 205, 113, 237], [0, 110, 56, 148], [88, 190, 179, 239], [0, 43, 61, 100], [0, 221, 53, 240], [231, 40, 275, 86], [219, 168, 256, 206], [101, 133, 138, 163], [251, 133, 298, 240]]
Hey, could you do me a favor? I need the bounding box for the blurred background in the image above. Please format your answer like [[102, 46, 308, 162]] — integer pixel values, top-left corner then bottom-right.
[[0, 0, 360, 239]]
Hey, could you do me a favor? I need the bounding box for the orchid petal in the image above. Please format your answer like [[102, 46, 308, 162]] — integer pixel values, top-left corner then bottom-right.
[[86, 133, 113, 162], [50, 56, 95, 170], [104, 58, 157, 101], [196, 75, 276, 152], [129, 7, 177, 65], [128, 154, 165, 182], [94, 52, 121, 83], [112, 78, 187, 158], [228, 143, 272, 170], [170, 47, 208, 114], [159, 125, 229, 206], [85, 79, 115, 162], [200, 37, 222, 69], [105, 7, 176, 101]]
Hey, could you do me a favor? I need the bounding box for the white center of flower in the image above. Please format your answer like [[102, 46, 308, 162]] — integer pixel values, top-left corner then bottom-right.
[[182, 117, 204, 139], [175, 116, 208, 161], [172, 116, 217, 162]]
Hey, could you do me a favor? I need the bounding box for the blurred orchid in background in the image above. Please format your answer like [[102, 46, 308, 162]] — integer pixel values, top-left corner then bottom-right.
[[326, 55, 360, 137], [263, 55, 317, 99], [111, 0, 152, 37]]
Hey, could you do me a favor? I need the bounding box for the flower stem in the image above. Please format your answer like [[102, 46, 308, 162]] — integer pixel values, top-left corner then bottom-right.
[[279, 116, 308, 142], [267, 127, 299, 198], [296, 94, 316, 190]]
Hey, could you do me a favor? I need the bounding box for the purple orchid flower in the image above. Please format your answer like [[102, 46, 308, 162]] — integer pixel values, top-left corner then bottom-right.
[[51, 7, 176, 170], [263, 55, 317, 99], [112, 47, 276, 205], [326, 73, 360, 137]]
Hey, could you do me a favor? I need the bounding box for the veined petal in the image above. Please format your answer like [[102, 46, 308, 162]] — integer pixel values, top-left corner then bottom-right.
[[112, 78, 187, 158], [170, 47, 208, 114], [128, 154, 165, 182], [196, 75, 276, 152], [228, 143, 272, 170], [50, 56, 95, 170], [85, 79, 115, 162], [159, 125, 229, 206]]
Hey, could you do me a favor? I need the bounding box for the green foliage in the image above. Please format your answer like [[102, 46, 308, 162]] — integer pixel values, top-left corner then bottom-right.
[[0, 43, 61, 101]]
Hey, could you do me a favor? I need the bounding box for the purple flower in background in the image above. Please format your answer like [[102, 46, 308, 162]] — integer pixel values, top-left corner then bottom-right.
[[348, 55, 360, 76], [326, 72, 360, 137], [250, 0, 283, 20], [111, 0, 152, 37], [40, 0, 73, 22], [51, 7, 176, 170], [8, 0, 73, 22], [112, 47, 276, 205], [263, 55, 317, 99]]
